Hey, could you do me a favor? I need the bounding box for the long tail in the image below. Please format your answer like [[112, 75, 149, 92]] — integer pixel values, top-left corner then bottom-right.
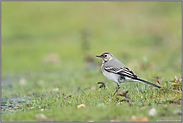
[[135, 78, 161, 88]]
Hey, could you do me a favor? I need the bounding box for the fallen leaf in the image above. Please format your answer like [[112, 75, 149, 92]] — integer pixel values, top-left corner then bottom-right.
[[170, 76, 180, 83], [153, 78, 159, 83], [140, 117, 149, 122], [153, 77, 164, 86], [127, 116, 148, 122], [175, 76, 180, 82]]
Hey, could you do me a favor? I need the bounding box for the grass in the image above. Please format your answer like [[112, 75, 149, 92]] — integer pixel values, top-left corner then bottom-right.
[[1, 1, 182, 122]]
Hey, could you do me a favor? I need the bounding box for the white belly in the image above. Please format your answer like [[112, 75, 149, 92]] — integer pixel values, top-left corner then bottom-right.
[[102, 70, 119, 83], [102, 69, 134, 83]]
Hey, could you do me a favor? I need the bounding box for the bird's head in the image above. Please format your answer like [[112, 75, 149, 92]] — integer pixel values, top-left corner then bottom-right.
[[96, 52, 113, 63]]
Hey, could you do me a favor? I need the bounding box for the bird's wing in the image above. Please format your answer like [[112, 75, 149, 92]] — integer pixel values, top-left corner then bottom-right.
[[104, 66, 138, 79]]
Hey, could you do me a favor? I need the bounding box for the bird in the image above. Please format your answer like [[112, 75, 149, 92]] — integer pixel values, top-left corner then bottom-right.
[[96, 52, 161, 95]]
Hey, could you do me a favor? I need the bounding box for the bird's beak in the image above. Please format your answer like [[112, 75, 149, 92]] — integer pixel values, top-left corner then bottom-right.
[[96, 55, 101, 57]]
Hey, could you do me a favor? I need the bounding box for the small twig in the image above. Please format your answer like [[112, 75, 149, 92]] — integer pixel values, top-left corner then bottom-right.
[[97, 82, 108, 89], [117, 91, 135, 102]]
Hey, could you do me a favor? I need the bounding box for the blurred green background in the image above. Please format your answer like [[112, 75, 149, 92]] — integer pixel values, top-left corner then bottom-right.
[[1, 1, 182, 122], [2, 1, 181, 74]]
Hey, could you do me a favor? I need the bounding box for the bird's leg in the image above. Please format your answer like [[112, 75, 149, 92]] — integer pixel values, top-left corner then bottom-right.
[[113, 83, 120, 95]]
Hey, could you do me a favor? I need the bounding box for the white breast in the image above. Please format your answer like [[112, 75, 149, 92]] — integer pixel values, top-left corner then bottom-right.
[[102, 69, 119, 83], [102, 68, 135, 84]]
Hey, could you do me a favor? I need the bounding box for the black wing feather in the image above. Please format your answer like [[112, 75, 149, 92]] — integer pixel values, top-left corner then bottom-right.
[[104, 67, 138, 79], [104, 66, 161, 88]]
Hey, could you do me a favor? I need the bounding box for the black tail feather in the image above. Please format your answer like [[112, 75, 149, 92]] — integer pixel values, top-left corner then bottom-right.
[[135, 78, 161, 88]]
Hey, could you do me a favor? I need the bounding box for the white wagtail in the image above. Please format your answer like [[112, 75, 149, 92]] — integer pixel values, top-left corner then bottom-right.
[[96, 52, 161, 94]]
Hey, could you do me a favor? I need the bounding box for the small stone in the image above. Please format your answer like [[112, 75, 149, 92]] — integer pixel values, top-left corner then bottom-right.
[[35, 114, 47, 120], [77, 104, 86, 108], [148, 108, 157, 116]]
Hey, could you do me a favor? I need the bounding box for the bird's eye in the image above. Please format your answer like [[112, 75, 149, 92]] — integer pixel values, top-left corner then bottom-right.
[[104, 54, 107, 57]]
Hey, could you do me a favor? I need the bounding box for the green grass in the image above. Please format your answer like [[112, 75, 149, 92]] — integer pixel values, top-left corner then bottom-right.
[[1, 1, 182, 122]]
